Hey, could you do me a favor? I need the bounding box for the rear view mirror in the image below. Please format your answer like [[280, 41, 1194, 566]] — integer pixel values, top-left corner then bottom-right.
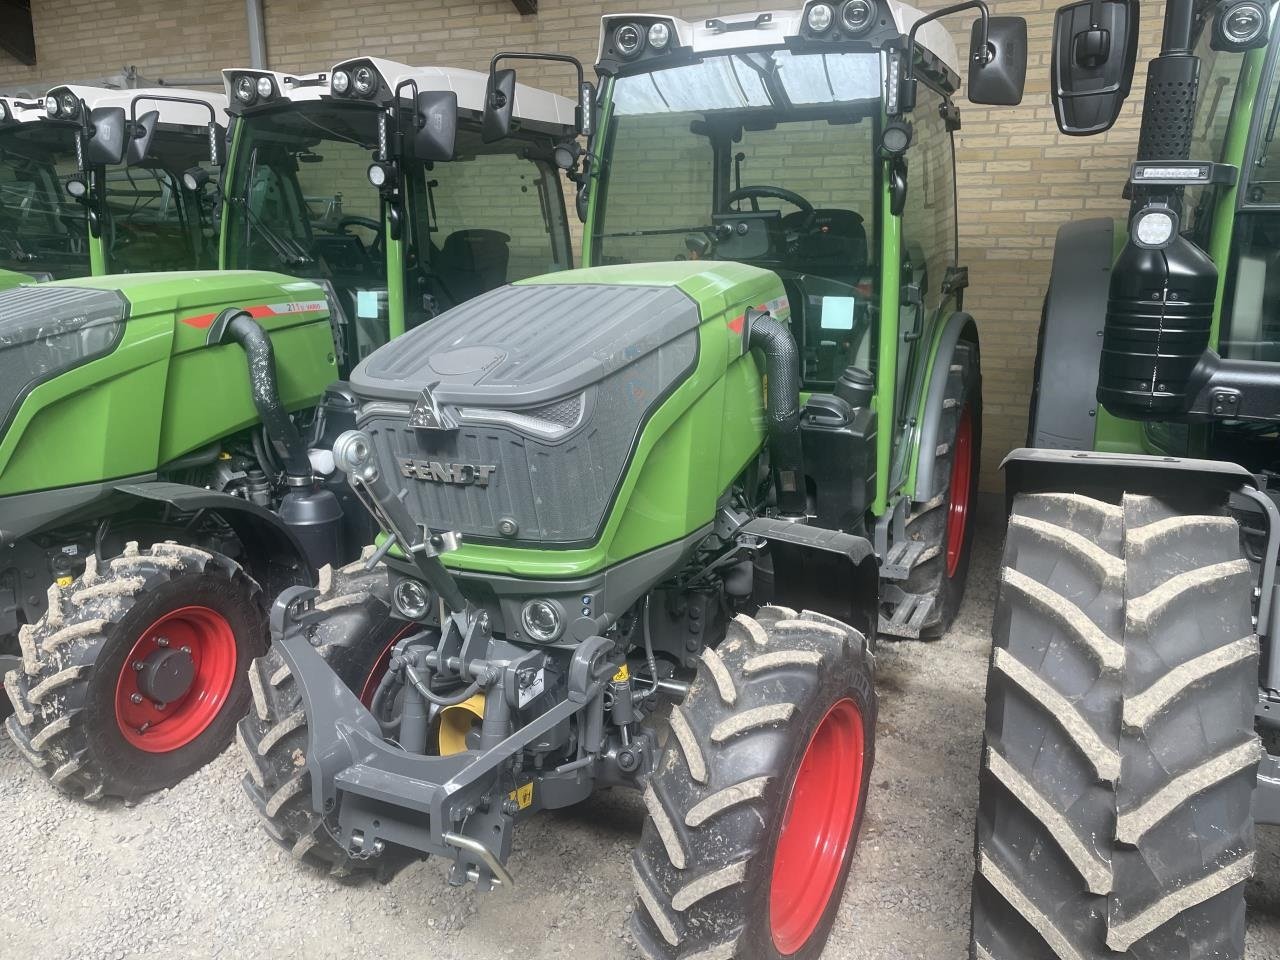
[[125, 109, 159, 166], [413, 90, 458, 161], [481, 69, 516, 144], [968, 16, 1028, 105], [1051, 0, 1138, 135], [84, 107, 127, 166]]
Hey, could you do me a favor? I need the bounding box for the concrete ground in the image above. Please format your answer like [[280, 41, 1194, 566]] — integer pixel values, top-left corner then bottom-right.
[[4, 502, 1280, 959]]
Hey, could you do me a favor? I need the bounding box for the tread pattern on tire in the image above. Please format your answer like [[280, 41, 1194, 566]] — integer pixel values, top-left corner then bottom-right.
[[4, 541, 260, 802], [631, 607, 874, 960], [971, 492, 1259, 959]]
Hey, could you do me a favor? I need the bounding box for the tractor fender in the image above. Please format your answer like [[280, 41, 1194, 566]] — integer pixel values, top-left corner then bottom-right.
[[1027, 217, 1117, 450], [114, 480, 316, 593], [911, 310, 979, 504], [1001, 448, 1256, 506]]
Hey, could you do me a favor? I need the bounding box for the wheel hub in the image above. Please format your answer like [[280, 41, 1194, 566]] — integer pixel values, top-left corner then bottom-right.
[[135, 645, 196, 704]]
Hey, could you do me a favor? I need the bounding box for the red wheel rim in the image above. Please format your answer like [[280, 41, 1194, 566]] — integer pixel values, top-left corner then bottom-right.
[[114, 605, 237, 753], [770, 698, 866, 955], [358, 625, 416, 709], [945, 404, 975, 578]]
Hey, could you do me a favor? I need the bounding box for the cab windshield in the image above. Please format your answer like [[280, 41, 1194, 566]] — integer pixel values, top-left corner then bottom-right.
[[595, 49, 882, 380], [0, 124, 90, 279]]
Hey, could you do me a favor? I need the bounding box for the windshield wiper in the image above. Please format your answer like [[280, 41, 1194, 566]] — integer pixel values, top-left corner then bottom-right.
[[598, 226, 716, 238], [232, 197, 313, 268]]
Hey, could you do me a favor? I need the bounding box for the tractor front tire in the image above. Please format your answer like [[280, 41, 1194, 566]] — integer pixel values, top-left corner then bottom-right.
[[238, 560, 416, 881], [5, 542, 265, 802], [971, 492, 1259, 958], [631, 606, 876, 960]]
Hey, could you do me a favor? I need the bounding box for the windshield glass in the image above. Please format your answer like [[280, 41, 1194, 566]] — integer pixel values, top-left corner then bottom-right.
[[1182, 23, 1248, 241], [0, 124, 90, 279]]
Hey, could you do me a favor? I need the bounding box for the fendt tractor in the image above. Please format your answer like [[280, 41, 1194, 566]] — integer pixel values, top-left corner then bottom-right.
[[1, 59, 577, 802], [0, 82, 229, 289], [236, 6, 1026, 958], [972, 0, 1280, 956]]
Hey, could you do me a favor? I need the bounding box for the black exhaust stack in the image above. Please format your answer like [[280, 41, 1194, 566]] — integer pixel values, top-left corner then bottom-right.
[[747, 310, 807, 518]]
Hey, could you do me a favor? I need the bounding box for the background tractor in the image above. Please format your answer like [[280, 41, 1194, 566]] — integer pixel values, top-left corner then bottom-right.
[[971, 0, 1280, 956], [0, 83, 229, 288], [1, 59, 578, 803], [236, 6, 1027, 958]]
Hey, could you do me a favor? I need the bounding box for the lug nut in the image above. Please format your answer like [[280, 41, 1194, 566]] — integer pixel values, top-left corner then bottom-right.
[[130, 693, 143, 704], [133, 661, 144, 671], [154, 702, 166, 711], [155, 637, 169, 647], [180, 646, 191, 654]]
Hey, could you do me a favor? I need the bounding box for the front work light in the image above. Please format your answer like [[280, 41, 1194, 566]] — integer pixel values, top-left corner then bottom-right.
[[331, 70, 350, 95], [807, 3, 835, 31], [234, 75, 257, 104], [256, 76, 275, 99], [1131, 204, 1179, 249], [647, 21, 671, 49]]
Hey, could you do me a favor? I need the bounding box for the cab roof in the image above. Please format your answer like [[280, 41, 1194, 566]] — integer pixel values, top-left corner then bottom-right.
[[0, 86, 228, 127]]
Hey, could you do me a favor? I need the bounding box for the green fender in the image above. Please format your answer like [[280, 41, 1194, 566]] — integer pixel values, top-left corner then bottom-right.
[[906, 310, 979, 502]]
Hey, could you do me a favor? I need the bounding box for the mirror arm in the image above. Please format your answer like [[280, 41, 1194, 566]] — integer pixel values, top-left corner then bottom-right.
[[488, 51, 590, 132], [905, 0, 991, 82]]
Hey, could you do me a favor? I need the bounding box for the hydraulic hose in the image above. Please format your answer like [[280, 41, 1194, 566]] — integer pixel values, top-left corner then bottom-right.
[[748, 312, 807, 518], [211, 309, 312, 483]]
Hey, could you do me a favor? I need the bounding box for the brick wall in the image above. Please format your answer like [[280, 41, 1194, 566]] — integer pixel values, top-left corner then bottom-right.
[[0, 0, 1168, 491]]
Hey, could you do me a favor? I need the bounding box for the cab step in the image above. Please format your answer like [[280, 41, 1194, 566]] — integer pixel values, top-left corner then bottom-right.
[[878, 592, 937, 640]]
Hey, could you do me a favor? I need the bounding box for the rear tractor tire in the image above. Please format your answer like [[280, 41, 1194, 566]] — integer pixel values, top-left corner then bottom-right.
[[238, 558, 417, 880], [971, 491, 1259, 958], [631, 606, 877, 960], [5, 541, 265, 802]]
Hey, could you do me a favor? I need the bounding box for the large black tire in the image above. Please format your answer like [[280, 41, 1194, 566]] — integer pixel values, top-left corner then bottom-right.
[[971, 491, 1260, 958], [238, 558, 416, 880], [4, 542, 265, 802], [631, 606, 877, 960], [898, 338, 982, 639]]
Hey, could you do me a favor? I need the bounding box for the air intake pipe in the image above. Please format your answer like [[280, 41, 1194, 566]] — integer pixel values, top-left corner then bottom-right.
[[748, 310, 807, 518], [208, 308, 312, 484]]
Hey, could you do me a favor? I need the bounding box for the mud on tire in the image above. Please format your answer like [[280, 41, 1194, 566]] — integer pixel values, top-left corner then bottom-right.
[[971, 492, 1259, 958], [631, 606, 877, 960], [4, 541, 264, 802], [237, 556, 416, 880]]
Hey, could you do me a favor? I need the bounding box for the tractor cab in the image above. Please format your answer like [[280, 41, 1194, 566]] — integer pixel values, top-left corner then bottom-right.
[[219, 60, 577, 372], [0, 85, 228, 283]]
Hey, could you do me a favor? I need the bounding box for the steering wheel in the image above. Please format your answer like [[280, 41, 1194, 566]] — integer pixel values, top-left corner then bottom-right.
[[725, 185, 817, 257], [336, 215, 383, 258]]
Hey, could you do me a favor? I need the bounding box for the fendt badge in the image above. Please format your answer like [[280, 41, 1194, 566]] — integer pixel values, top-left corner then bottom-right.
[[398, 458, 497, 487]]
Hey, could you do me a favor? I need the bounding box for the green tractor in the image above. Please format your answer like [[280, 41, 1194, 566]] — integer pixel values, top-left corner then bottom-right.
[[1, 58, 578, 802], [0, 82, 229, 289], [236, 5, 1026, 956], [971, 0, 1280, 956]]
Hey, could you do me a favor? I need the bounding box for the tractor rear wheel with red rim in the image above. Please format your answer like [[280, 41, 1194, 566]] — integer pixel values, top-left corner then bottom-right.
[[631, 606, 876, 960]]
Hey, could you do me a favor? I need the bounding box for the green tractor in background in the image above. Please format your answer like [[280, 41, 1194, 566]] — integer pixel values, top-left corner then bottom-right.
[[236, 5, 1026, 957], [0, 82, 229, 289], [1, 58, 578, 802], [971, 0, 1280, 956]]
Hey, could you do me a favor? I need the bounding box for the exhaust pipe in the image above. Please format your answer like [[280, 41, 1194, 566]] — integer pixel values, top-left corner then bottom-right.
[[748, 311, 807, 518]]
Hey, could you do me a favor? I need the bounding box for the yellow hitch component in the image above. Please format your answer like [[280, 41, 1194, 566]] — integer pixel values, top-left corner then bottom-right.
[[437, 693, 486, 755]]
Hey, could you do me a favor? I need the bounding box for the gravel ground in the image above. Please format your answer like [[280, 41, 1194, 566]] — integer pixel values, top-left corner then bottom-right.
[[5, 501, 1280, 959]]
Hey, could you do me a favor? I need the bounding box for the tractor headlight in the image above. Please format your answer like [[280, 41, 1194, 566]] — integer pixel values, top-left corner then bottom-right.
[[1131, 204, 1179, 249], [1214, 0, 1269, 49], [367, 161, 391, 188], [840, 0, 876, 34], [234, 75, 257, 104], [60, 93, 79, 119], [44, 95, 60, 117], [393, 578, 432, 619], [182, 166, 210, 192], [352, 65, 377, 97], [65, 176, 88, 199], [647, 21, 671, 50], [521, 599, 564, 643], [331, 69, 351, 95], [806, 3, 835, 32], [614, 22, 645, 59], [256, 75, 275, 100]]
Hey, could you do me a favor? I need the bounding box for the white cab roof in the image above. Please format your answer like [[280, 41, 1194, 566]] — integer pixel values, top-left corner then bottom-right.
[[1, 86, 228, 127]]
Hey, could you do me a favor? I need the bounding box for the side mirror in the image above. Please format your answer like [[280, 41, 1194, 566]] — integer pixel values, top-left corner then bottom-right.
[[968, 16, 1028, 105], [84, 107, 127, 166], [125, 109, 159, 166], [481, 68, 517, 144], [1050, 0, 1138, 135], [413, 90, 458, 161]]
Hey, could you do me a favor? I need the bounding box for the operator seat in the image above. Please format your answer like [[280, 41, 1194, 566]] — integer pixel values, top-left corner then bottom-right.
[[439, 229, 512, 302]]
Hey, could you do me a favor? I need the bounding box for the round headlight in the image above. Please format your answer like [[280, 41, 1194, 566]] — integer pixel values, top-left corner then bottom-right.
[[234, 75, 257, 104], [807, 3, 835, 32], [256, 75, 275, 100], [45, 95, 60, 117], [615, 22, 645, 59], [332, 69, 351, 95], [352, 65, 377, 97], [647, 21, 671, 50], [521, 599, 563, 643], [65, 177, 87, 199], [60, 93, 79, 118], [182, 170, 200, 191], [840, 0, 876, 34], [1132, 207, 1177, 248], [1225, 0, 1267, 43], [367, 162, 389, 187], [880, 119, 912, 157], [392, 578, 432, 619]]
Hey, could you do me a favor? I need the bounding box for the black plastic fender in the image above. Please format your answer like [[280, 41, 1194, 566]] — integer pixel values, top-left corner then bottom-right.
[[114, 480, 315, 592], [1002, 447, 1256, 506], [913, 310, 979, 503], [1027, 218, 1116, 449]]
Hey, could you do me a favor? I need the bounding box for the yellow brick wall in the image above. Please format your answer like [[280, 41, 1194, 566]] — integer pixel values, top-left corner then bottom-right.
[[0, 0, 1171, 490]]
